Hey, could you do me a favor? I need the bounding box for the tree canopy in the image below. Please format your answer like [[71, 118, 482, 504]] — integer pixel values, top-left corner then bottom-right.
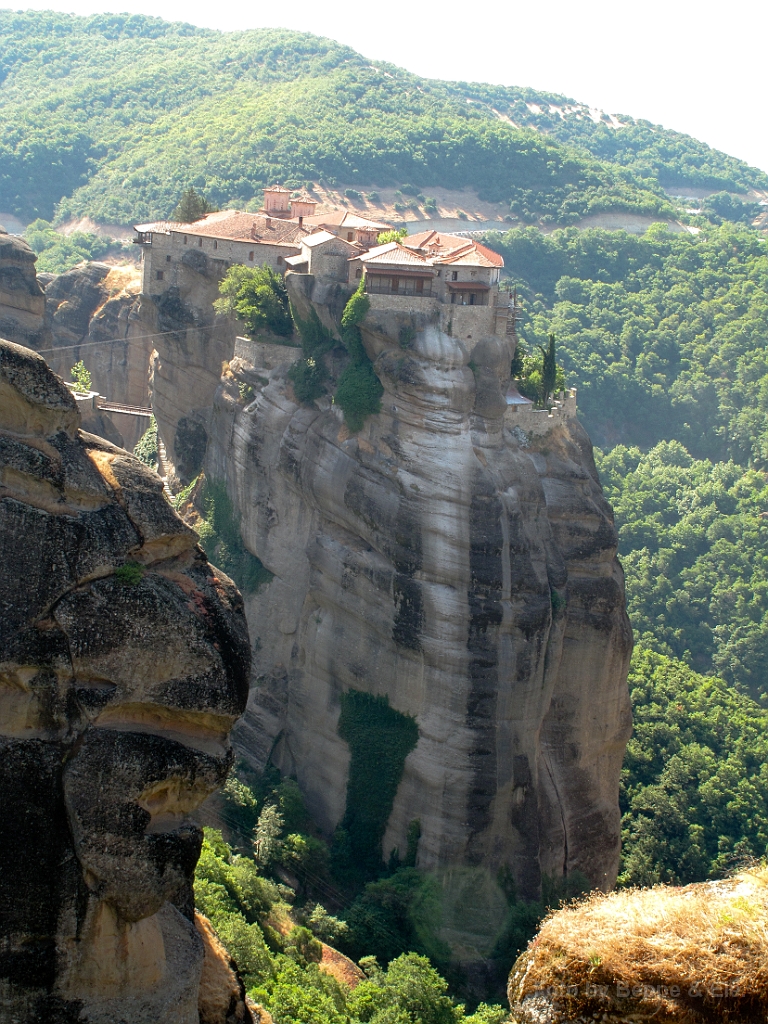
[[620, 646, 768, 886], [171, 186, 217, 222], [215, 263, 293, 337]]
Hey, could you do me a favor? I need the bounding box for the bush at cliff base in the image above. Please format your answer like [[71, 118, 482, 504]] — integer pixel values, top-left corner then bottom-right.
[[507, 864, 768, 1023]]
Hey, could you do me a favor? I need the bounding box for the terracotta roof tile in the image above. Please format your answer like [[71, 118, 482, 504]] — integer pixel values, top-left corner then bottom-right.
[[354, 242, 435, 267], [303, 211, 393, 232], [438, 245, 502, 268], [165, 211, 308, 244], [303, 230, 359, 249], [404, 231, 504, 268]]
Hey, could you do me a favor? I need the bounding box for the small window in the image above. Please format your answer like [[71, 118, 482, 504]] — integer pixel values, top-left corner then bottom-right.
[[347, 232, 354, 241], [156, 270, 164, 281], [183, 235, 187, 245], [213, 240, 218, 250], [166, 254, 171, 262], [198, 237, 203, 247], [277, 256, 283, 265], [249, 251, 254, 261], [355, 268, 362, 279], [451, 271, 458, 281]]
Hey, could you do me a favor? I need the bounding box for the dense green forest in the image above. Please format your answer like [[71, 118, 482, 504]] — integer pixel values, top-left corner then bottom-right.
[[620, 647, 768, 886], [491, 224, 768, 702], [1, 11, 766, 225]]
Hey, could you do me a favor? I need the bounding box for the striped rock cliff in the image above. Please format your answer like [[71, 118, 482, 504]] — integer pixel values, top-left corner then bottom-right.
[[203, 280, 633, 948]]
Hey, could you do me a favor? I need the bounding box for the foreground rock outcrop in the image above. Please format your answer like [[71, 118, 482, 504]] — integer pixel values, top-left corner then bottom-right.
[[0, 338, 251, 1022], [204, 274, 632, 946], [508, 866, 768, 1023]]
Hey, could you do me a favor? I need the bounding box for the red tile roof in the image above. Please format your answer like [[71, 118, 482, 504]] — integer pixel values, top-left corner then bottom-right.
[[303, 211, 393, 232], [404, 231, 504, 268], [135, 211, 308, 245], [353, 242, 436, 268]]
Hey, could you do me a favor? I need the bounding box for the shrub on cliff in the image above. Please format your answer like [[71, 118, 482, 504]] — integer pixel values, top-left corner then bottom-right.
[[194, 477, 273, 594], [334, 360, 383, 432], [334, 279, 383, 432], [332, 690, 418, 881], [288, 355, 329, 405], [133, 415, 158, 468], [215, 264, 293, 338]]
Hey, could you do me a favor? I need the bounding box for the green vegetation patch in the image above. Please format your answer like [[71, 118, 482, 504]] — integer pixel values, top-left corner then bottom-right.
[[334, 690, 418, 880], [597, 442, 768, 695], [487, 223, 768, 465], [510, 334, 566, 407], [5, 13, 754, 225], [215, 264, 293, 338], [133, 415, 158, 468], [334, 280, 383, 432], [288, 356, 329, 405], [620, 646, 768, 886], [24, 218, 110, 273], [196, 477, 273, 594], [114, 561, 144, 585], [288, 302, 337, 405]]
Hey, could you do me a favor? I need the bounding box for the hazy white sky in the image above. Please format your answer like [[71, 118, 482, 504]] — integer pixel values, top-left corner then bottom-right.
[[13, 0, 768, 178]]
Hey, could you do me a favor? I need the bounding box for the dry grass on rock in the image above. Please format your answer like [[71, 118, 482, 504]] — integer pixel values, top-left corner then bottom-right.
[[508, 865, 768, 1023]]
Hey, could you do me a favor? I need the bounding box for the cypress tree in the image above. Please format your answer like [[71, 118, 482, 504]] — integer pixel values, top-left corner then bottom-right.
[[539, 332, 557, 406]]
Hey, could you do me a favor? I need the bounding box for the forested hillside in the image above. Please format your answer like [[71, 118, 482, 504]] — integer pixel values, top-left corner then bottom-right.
[[492, 224, 768, 702], [1, 11, 766, 225]]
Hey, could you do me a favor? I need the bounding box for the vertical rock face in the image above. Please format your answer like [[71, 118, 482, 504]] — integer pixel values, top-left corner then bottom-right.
[[0, 226, 49, 350], [0, 339, 250, 1023], [42, 262, 152, 410], [205, 286, 632, 915], [142, 249, 237, 486]]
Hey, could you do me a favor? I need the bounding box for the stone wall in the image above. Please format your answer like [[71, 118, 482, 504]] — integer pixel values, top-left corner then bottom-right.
[[505, 388, 579, 436], [140, 232, 300, 298]]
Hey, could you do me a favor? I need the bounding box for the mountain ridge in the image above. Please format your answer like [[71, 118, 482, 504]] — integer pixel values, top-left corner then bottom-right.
[[1, 10, 766, 226]]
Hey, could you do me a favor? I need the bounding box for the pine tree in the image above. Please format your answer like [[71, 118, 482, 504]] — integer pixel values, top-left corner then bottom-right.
[[171, 186, 216, 223]]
